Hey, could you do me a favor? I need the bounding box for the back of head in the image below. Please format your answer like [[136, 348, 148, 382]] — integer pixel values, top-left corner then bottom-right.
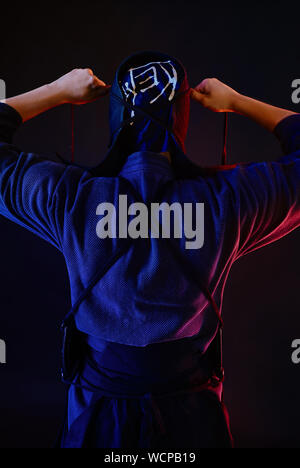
[[110, 50, 190, 157], [90, 50, 196, 177]]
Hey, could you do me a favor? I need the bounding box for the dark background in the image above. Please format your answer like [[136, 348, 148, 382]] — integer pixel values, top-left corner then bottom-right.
[[0, 0, 299, 448]]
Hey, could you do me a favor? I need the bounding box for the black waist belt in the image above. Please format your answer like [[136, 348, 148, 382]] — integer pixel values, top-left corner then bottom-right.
[[71, 334, 222, 399]]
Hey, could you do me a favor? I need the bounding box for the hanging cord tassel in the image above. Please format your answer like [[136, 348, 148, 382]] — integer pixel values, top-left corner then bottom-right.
[[71, 104, 75, 163], [221, 112, 228, 165], [55, 104, 75, 165]]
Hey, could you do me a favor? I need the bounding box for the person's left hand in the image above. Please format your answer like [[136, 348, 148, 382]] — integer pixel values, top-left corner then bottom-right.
[[190, 78, 238, 112], [51, 68, 111, 105]]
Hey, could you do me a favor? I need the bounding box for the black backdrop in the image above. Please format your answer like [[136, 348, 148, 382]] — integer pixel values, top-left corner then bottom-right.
[[0, 0, 299, 448]]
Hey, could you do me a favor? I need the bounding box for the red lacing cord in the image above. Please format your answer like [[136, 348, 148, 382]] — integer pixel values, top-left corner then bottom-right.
[[222, 112, 228, 165], [71, 104, 75, 163]]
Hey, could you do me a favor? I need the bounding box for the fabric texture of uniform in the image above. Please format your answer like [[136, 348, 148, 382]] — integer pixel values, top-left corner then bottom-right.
[[1, 78, 300, 447]]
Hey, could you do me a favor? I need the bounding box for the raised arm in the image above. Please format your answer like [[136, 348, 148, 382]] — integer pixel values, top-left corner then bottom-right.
[[0, 68, 111, 122], [191, 78, 300, 259], [190, 78, 296, 132], [0, 69, 110, 250]]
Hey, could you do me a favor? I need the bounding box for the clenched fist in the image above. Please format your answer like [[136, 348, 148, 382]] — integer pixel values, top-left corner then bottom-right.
[[52, 68, 111, 105], [190, 78, 239, 112]]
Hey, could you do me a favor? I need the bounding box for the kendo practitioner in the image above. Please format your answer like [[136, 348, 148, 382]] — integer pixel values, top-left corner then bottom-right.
[[0, 51, 300, 449]]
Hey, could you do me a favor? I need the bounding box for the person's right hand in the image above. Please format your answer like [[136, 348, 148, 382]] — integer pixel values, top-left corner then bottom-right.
[[51, 68, 111, 105], [190, 78, 239, 112]]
